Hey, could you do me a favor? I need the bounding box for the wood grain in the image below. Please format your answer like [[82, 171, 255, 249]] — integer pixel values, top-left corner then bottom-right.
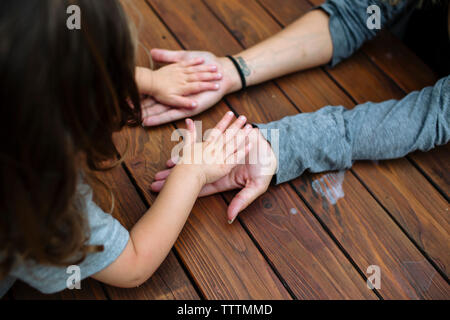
[[306, 0, 450, 198], [9, 152, 199, 300], [181, 98, 375, 299], [89, 163, 200, 300], [362, 32, 449, 199], [197, 0, 449, 297], [149, 0, 379, 300], [117, 0, 291, 299], [259, 0, 450, 281]]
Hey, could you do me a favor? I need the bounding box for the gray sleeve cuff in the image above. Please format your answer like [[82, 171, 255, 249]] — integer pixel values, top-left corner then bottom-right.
[[255, 107, 353, 184], [317, 3, 350, 67], [317, 0, 413, 67]]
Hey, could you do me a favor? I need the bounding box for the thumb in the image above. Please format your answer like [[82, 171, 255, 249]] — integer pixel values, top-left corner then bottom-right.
[[227, 185, 264, 224], [150, 48, 186, 63]]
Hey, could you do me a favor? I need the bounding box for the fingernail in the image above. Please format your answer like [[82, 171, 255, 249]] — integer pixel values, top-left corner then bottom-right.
[[228, 217, 236, 224], [239, 115, 246, 121], [214, 83, 220, 89], [227, 111, 234, 116], [191, 101, 197, 107], [211, 65, 217, 71], [217, 73, 222, 78]]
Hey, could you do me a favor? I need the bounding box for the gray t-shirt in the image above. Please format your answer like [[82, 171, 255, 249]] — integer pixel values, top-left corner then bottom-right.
[[0, 184, 130, 297]]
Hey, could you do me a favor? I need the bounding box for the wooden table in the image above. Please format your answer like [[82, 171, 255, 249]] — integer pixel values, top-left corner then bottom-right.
[[7, 0, 450, 300]]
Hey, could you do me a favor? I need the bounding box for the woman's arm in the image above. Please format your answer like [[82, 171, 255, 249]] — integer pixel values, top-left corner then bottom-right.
[[227, 9, 332, 89], [150, 9, 333, 96], [141, 9, 333, 125], [256, 76, 450, 184]]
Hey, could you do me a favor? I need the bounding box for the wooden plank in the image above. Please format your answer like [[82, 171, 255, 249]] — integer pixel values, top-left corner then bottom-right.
[[258, 0, 450, 279], [190, 0, 450, 297], [410, 144, 450, 199], [8, 156, 199, 300], [307, 0, 449, 199], [118, 0, 291, 299], [148, 0, 406, 298], [293, 171, 450, 299], [181, 99, 375, 299], [259, 0, 449, 199], [4, 0, 200, 302], [361, 32, 449, 199], [89, 163, 200, 300], [149, 0, 377, 300], [361, 31, 439, 92]]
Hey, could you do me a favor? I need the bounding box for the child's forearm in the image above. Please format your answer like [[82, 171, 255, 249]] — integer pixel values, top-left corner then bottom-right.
[[135, 66, 155, 95], [92, 165, 204, 287], [130, 165, 204, 274]]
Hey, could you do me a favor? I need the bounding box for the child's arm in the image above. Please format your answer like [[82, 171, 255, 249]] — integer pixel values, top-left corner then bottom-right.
[[135, 58, 222, 109], [91, 112, 251, 288]]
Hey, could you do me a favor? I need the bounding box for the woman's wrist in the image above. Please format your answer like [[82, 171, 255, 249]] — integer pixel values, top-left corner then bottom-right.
[[219, 57, 244, 94]]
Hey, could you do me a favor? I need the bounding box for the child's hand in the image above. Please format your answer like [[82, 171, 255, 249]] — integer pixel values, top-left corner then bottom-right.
[[178, 112, 253, 185], [135, 58, 222, 109]]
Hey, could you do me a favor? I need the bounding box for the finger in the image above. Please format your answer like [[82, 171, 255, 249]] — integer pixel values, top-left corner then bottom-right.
[[225, 126, 252, 160], [154, 168, 172, 181], [166, 95, 198, 109], [199, 175, 240, 197], [180, 57, 205, 67], [141, 103, 171, 122], [143, 108, 196, 126], [220, 115, 247, 148], [184, 118, 196, 144], [142, 105, 168, 121], [150, 180, 165, 192], [227, 184, 265, 224], [187, 72, 223, 82], [186, 65, 218, 73], [166, 156, 179, 168], [150, 48, 186, 63], [232, 141, 252, 165], [185, 82, 220, 95], [205, 111, 235, 143], [141, 97, 156, 109]]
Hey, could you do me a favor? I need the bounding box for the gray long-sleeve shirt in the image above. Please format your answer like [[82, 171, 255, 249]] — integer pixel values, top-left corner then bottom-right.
[[256, 0, 450, 184]]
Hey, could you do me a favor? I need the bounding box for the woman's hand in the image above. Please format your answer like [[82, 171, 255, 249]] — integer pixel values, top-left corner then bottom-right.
[[135, 58, 222, 109], [175, 111, 253, 186], [152, 125, 277, 223]]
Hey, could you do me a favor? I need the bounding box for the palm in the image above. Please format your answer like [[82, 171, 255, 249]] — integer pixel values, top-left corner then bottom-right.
[[151, 129, 276, 222], [141, 49, 234, 126], [200, 156, 270, 197]]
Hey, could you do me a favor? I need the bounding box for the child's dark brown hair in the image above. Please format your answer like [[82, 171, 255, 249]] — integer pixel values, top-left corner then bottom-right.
[[0, 0, 142, 277]]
